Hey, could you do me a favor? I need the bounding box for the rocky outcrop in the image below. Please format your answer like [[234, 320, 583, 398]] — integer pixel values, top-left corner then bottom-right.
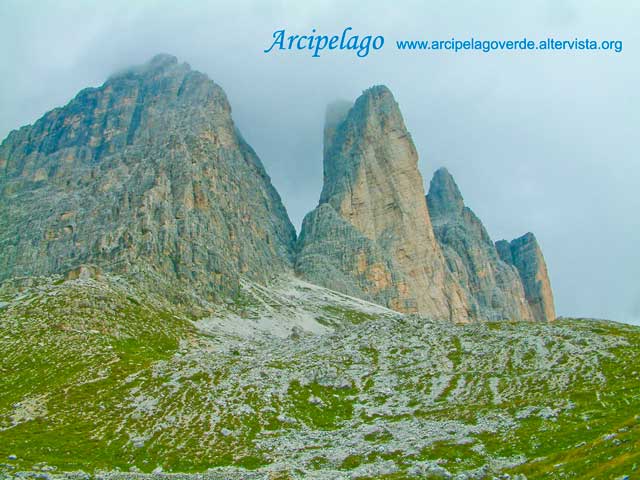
[[0, 60, 556, 322], [0, 54, 296, 301], [296, 86, 556, 323], [496, 234, 556, 322], [296, 86, 470, 320], [427, 168, 533, 321]]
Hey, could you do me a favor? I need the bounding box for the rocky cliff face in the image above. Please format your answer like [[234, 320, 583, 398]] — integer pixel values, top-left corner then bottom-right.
[[296, 86, 470, 320], [0, 54, 296, 301], [427, 168, 534, 321], [297, 86, 556, 322], [496, 234, 556, 322], [0, 61, 556, 322]]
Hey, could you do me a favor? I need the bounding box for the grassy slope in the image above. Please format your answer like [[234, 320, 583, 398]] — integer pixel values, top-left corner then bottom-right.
[[0, 277, 195, 472], [506, 321, 640, 478], [0, 276, 638, 479]]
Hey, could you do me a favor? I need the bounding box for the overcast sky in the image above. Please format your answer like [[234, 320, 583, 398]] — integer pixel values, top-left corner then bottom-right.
[[1, 0, 639, 324]]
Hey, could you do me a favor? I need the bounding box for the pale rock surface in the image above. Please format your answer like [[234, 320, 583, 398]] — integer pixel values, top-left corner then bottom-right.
[[427, 167, 534, 321], [296, 86, 470, 320], [0, 55, 556, 324], [0, 54, 296, 301], [496, 233, 556, 322]]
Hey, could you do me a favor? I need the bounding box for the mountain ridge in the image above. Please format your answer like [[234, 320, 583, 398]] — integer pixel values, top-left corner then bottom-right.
[[0, 57, 556, 322], [0, 53, 296, 304], [426, 167, 553, 322], [297, 86, 555, 322]]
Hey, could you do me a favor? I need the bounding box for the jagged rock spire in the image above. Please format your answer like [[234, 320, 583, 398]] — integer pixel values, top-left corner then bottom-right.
[[0, 56, 556, 322], [427, 168, 535, 321], [496, 233, 556, 322], [296, 83, 556, 323], [297, 86, 470, 320], [427, 167, 465, 218]]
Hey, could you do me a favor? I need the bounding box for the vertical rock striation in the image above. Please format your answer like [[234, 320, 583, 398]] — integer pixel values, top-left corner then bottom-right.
[[0, 54, 296, 300], [427, 168, 533, 321], [296, 86, 470, 320], [496, 234, 556, 322], [0, 61, 556, 322], [296, 86, 556, 323]]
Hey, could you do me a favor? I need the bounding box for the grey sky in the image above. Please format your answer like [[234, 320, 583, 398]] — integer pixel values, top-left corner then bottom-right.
[[1, 0, 639, 324]]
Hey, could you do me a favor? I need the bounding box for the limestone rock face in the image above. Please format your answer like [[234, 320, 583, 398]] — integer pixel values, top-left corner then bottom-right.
[[496, 234, 556, 322], [427, 168, 533, 321], [0, 54, 296, 300], [296, 86, 470, 320]]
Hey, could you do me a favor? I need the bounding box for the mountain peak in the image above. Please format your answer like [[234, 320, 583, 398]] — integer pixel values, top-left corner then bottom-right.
[[427, 167, 465, 218], [350, 84, 402, 127], [319, 85, 412, 208], [426, 167, 537, 321], [359, 84, 394, 103], [149, 52, 179, 66], [107, 53, 191, 83], [298, 85, 471, 319], [0, 56, 296, 301], [514, 231, 536, 244], [496, 233, 556, 322]]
